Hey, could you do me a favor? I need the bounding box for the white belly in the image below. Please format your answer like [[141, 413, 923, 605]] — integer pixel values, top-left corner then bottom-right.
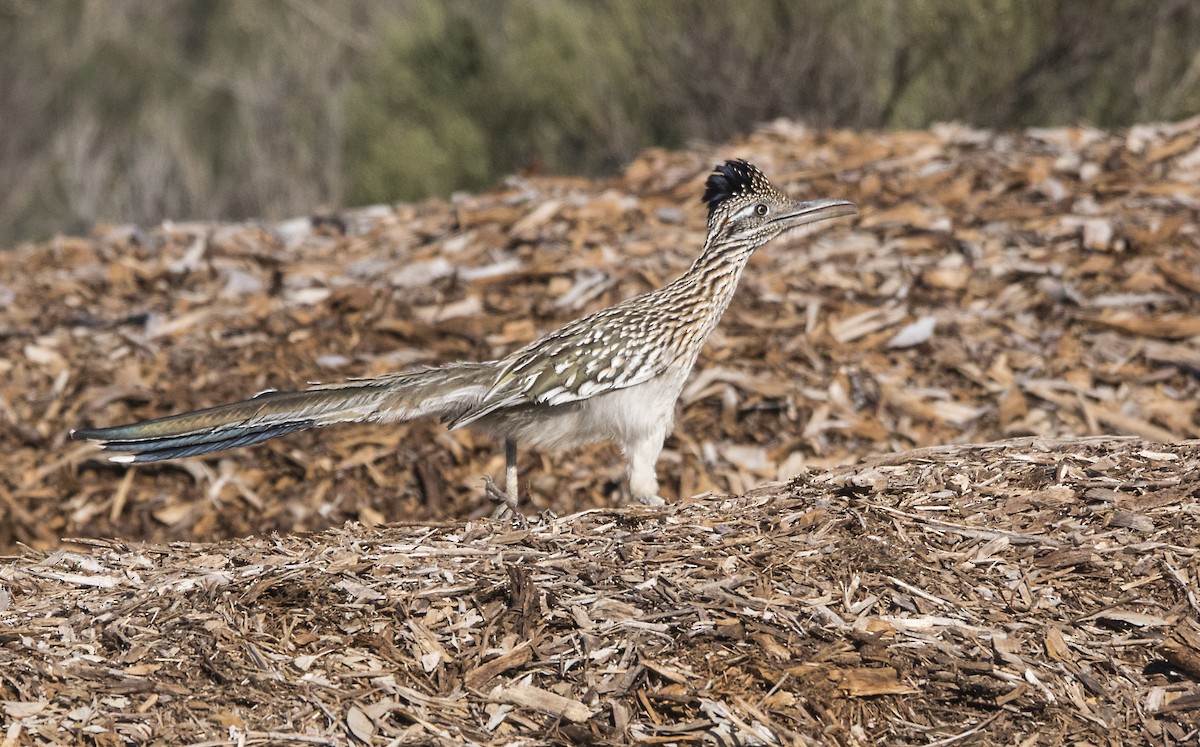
[[472, 364, 690, 451]]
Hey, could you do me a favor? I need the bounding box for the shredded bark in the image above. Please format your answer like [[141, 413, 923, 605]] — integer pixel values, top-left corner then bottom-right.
[[3, 119, 1200, 546], [1, 436, 1198, 744], [1, 118, 1200, 743]]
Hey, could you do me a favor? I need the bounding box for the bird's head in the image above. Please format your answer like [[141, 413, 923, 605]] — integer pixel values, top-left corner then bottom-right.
[[701, 159, 856, 248]]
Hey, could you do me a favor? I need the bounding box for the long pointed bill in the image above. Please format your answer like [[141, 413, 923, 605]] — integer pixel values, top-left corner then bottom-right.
[[771, 198, 858, 231]]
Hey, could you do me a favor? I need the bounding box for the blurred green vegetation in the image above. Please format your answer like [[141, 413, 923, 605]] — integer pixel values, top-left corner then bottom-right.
[[0, 0, 1197, 245]]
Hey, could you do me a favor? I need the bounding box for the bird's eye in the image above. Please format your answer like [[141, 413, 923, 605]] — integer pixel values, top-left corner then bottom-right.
[[754, 204, 768, 216]]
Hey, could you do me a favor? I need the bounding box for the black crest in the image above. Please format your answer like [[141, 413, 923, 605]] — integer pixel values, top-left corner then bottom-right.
[[702, 159, 764, 221]]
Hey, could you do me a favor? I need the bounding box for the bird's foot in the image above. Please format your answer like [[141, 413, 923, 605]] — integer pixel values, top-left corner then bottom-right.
[[634, 493, 667, 507], [484, 475, 527, 527]]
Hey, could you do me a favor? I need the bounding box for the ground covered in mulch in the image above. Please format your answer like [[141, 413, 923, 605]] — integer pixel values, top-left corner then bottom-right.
[[1, 119, 1200, 743], [3, 118, 1200, 549], [1, 437, 1198, 745]]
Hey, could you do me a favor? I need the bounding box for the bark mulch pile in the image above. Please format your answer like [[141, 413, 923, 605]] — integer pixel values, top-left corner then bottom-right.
[[1, 117, 1199, 743], [1, 436, 1198, 744], [3, 118, 1200, 549]]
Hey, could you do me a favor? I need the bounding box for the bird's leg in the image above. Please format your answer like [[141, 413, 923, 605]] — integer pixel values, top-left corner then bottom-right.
[[625, 427, 667, 506], [505, 437, 519, 505], [484, 437, 525, 525]]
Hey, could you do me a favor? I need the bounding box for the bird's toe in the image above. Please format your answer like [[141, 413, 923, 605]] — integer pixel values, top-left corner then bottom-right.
[[634, 493, 666, 507]]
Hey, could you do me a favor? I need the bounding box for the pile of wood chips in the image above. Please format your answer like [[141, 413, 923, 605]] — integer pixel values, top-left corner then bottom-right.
[[1, 437, 1198, 744], [3, 118, 1200, 547], [1, 117, 1199, 743]]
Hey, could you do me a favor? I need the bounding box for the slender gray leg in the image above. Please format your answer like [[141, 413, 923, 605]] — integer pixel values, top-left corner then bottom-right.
[[505, 438, 519, 505]]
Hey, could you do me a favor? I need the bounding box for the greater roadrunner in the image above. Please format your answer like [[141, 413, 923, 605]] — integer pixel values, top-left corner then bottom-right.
[[72, 160, 856, 505]]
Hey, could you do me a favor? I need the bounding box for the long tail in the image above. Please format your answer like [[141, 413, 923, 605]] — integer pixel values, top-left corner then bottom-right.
[[71, 362, 497, 463]]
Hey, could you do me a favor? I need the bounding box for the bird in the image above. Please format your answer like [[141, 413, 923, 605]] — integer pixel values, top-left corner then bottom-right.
[[72, 160, 856, 506]]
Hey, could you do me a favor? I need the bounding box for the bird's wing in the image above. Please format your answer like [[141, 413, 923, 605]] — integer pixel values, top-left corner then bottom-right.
[[448, 302, 679, 428]]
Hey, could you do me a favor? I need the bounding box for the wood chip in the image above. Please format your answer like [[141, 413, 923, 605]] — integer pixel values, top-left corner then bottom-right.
[[464, 644, 533, 690], [345, 706, 375, 743], [489, 684, 591, 723], [887, 316, 937, 348], [1160, 619, 1200, 680]]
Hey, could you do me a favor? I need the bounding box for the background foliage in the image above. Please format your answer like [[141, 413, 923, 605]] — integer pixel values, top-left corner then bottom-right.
[[1, 0, 1198, 245]]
